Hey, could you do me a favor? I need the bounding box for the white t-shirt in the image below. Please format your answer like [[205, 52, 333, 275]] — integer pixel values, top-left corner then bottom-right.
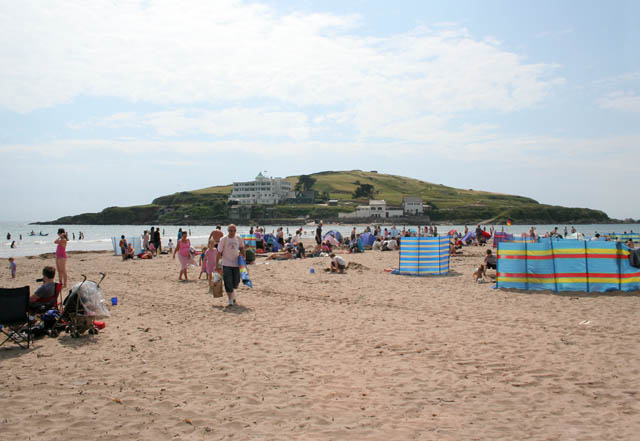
[[333, 255, 346, 266], [218, 235, 244, 267]]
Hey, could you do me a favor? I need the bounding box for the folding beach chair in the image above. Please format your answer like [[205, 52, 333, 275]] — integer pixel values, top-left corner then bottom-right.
[[29, 282, 63, 314], [0, 286, 32, 349]]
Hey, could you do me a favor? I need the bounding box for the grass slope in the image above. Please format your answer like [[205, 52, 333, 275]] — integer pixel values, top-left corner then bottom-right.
[[39, 170, 610, 224]]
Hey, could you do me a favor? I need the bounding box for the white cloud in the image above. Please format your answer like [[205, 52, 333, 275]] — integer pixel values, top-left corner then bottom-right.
[[68, 107, 311, 139], [598, 91, 640, 113], [144, 108, 310, 139], [67, 112, 140, 129], [4, 131, 639, 171], [0, 1, 560, 130]]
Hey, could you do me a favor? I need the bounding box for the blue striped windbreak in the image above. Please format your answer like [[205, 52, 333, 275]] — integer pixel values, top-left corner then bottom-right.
[[398, 236, 450, 276], [497, 239, 640, 293]]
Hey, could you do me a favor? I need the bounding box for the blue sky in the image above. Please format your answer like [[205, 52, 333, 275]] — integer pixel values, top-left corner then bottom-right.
[[1, 0, 638, 221]]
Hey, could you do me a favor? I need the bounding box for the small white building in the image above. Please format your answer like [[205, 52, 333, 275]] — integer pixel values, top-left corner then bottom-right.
[[230, 172, 292, 205], [339, 200, 404, 219], [402, 196, 423, 215]]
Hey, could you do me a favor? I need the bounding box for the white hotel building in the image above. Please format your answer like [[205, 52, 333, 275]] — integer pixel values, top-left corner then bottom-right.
[[229, 173, 292, 205]]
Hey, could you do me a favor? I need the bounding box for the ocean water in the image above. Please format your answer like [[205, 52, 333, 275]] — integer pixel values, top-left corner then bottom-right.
[[1, 221, 638, 258]]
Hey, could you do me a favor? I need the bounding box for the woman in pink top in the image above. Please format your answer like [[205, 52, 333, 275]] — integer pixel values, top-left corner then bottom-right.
[[55, 228, 68, 288], [172, 231, 192, 281]]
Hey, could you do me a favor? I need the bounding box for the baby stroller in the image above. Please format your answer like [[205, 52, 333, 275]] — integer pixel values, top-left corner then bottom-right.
[[56, 273, 110, 338]]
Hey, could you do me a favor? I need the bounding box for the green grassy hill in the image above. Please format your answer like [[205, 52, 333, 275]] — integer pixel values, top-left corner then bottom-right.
[[37, 170, 610, 225]]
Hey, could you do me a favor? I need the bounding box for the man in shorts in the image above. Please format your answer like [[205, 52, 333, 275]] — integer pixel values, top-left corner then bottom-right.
[[217, 224, 246, 306]]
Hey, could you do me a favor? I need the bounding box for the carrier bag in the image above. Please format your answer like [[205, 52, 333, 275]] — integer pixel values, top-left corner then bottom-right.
[[213, 280, 223, 298], [211, 272, 224, 297]]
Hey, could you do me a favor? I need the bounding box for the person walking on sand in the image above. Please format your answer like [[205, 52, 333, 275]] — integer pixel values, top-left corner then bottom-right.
[[153, 227, 161, 255], [8, 257, 16, 278], [209, 225, 224, 247], [205, 240, 219, 295], [55, 228, 68, 288], [173, 231, 192, 281], [217, 224, 245, 307], [315, 221, 323, 246]]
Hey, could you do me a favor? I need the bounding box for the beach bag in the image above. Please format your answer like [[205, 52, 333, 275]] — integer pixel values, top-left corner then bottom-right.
[[212, 272, 223, 297], [212, 281, 223, 298]]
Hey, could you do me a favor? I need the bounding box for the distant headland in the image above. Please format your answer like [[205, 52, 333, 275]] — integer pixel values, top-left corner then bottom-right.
[[34, 170, 624, 226]]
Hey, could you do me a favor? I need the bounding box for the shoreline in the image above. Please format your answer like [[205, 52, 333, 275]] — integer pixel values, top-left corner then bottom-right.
[[28, 219, 637, 226]]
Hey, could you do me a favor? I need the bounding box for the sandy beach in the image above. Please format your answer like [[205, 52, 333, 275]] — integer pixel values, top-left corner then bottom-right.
[[1, 244, 639, 440]]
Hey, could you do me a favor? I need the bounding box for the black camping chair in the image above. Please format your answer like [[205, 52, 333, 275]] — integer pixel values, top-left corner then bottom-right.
[[0, 286, 32, 349]]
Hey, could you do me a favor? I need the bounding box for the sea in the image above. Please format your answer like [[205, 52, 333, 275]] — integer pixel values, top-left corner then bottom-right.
[[1, 221, 638, 259]]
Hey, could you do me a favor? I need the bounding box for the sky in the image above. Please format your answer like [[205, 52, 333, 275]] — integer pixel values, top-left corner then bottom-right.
[[1, 0, 638, 222]]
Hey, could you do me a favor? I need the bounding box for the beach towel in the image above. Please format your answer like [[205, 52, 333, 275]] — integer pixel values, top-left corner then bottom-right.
[[238, 256, 253, 288]]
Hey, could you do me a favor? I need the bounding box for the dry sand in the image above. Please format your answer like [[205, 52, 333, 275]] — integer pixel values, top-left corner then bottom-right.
[[1, 243, 639, 440]]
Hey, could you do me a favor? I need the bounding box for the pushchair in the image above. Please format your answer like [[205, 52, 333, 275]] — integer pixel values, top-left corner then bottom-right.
[[54, 273, 110, 338]]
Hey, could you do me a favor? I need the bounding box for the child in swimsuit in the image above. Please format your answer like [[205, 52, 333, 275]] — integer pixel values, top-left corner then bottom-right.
[[55, 228, 68, 288], [198, 247, 208, 279]]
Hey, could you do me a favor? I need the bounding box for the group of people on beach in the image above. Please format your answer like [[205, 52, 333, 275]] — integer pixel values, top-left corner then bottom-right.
[[172, 224, 245, 307]]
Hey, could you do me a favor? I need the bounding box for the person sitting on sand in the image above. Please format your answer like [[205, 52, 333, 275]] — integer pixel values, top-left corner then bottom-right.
[[29, 266, 58, 312], [473, 264, 486, 283], [308, 243, 322, 257], [124, 243, 135, 260], [372, 238, 382, 251], [484, 249, 497, 270], [294, 242, 305, 259], [329, 253, 346, 273], [381, 238, 398, 251]]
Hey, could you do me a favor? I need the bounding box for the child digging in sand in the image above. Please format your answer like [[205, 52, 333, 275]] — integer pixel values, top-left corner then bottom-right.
[[329, 253, 347, 273], [473, 264, 486, 283]]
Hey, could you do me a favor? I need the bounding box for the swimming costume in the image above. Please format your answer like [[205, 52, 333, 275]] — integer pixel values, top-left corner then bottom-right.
[[56, 243, 67, 259]]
